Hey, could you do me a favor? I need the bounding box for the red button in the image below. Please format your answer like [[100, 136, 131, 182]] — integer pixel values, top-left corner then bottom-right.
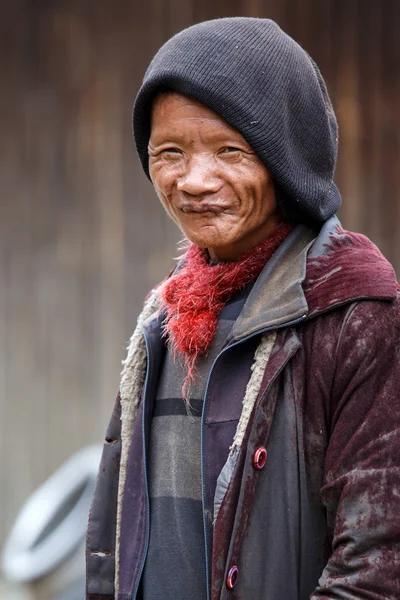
[[253, 446, 267, 470], [226, 565, 239, 589]]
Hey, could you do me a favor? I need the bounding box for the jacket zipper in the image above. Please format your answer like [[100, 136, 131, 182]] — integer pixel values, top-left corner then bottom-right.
[[200, 313, 307, 600], [131, 326, 152, 600]]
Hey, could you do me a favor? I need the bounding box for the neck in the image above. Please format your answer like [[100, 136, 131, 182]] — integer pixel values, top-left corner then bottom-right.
[[207, 215, 283, 262]]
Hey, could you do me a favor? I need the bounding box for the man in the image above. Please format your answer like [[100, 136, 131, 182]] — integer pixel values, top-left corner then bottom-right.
[[86, 18, 400, 600]]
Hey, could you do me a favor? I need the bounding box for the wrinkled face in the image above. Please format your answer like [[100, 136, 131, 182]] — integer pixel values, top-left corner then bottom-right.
[[148, 92, 281, 262]]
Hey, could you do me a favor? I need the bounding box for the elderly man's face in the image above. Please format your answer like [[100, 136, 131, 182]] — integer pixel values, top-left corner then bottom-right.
[[148, 92, 280, 262]]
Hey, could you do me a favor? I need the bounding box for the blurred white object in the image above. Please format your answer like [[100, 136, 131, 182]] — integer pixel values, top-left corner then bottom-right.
[[2, 445, 102, 584]]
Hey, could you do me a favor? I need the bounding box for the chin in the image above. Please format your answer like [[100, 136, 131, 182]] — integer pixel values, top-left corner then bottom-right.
[[190, 222, 236, 245], [188, 235, 229, 252], [182, 229, 219, 249]]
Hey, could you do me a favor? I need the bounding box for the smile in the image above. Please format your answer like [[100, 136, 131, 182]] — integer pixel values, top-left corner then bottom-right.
[[179, 203, 227, 214]]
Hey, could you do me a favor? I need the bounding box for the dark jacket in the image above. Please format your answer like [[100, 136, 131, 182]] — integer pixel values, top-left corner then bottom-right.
[[86, 217, 400, 600]]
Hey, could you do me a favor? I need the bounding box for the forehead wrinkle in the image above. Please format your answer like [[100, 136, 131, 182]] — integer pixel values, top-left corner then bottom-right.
[[151, 92, 247, 145], [150, 116, 248, 149]]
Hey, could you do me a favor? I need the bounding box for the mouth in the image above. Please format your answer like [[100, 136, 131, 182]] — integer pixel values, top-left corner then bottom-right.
[[179, 203, 228, 214]]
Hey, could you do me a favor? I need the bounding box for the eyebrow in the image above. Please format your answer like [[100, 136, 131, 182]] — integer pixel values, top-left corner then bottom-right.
[[149, 129, 249, 147]]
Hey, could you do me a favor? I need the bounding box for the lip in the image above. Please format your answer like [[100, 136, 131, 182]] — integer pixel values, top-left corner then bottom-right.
[[179, 203, 228, 214]]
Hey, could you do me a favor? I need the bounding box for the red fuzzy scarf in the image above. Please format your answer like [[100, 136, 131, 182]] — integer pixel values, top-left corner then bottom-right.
[[161, 223, 294, 397]]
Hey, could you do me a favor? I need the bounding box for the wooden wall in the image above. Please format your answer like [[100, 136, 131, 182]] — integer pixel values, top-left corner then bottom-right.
[[1, 0, 399, 550]]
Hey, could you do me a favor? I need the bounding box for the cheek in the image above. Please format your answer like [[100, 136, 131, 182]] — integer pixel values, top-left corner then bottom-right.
[[150, 165, 177, 208], [150, 161, 183, 192], [151, 170, 189, 230], [234, 174, 274, 219]]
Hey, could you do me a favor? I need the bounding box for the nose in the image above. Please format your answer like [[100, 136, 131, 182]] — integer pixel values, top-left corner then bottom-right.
[[176, 156, 222, 196]]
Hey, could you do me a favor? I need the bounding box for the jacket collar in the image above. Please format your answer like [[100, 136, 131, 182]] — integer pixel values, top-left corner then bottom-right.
[[226, 224, 315, 344], [227, 216, 397, 344]]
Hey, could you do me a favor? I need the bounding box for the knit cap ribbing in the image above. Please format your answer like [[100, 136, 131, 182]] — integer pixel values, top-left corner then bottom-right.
[[133, 17, 341, 224]]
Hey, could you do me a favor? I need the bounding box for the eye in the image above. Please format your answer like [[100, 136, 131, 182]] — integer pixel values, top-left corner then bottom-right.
[[220, 146, 241, 154], [148, 146, 183, 159], [161, 147, 182, 155]]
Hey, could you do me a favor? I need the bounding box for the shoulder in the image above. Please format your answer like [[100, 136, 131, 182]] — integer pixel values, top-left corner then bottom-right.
[[304, 220, 397, 315], [302, 293, 400, 381]]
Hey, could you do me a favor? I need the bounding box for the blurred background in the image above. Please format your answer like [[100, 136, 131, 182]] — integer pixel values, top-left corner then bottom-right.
[[1, 0, 399, 598]]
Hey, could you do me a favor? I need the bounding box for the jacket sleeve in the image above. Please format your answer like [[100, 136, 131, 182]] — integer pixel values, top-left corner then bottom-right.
[[86, 393, 122, 600], [311, 295, 400, 600]]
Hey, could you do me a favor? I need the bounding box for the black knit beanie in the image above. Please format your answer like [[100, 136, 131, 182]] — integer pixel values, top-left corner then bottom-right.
[[133, 17, 341, 224]]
